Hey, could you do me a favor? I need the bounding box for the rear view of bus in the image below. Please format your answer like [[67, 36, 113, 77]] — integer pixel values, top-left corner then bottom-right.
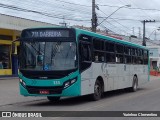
[[19, 28, 80, 101]]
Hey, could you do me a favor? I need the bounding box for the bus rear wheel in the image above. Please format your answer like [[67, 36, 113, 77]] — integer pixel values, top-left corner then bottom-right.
[[47, 96, 60, 102], [90, 80, 103, 101], [130, 76, 138, 92]]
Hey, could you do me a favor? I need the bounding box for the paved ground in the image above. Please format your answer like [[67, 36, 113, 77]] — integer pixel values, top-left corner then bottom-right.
[[0, 76, 160, 120]]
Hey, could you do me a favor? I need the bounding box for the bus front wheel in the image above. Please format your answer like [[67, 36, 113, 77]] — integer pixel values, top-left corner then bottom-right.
[[47, 96, 60, 102], [90, 80, 103, 101]]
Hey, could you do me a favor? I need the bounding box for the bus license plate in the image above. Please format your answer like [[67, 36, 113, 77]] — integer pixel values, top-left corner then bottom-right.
[[39, 90, 49, 94]]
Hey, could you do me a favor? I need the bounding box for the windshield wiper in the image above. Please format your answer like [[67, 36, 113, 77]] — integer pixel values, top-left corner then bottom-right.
[[51, 42, 61, 64]]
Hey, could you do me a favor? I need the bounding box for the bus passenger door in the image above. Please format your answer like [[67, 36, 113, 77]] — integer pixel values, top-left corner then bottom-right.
[[79, 41, 93, 95]]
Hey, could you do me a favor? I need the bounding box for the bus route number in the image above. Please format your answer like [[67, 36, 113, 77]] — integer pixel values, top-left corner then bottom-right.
[[53, 81, 61, 85]]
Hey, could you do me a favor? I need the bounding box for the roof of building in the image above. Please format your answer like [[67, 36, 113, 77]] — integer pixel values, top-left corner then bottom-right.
[[0, 13, 57, 31]]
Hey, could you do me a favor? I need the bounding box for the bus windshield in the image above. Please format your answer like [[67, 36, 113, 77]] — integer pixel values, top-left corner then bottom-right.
[[20, 41, 77, 71]]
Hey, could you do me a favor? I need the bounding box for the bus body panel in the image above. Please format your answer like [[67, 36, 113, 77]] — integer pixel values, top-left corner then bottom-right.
[[81, 63, 149, 95]]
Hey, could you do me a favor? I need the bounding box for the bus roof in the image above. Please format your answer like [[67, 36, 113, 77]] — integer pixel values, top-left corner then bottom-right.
[[74, 28, 148, 50], [22, 27, 148, 50]]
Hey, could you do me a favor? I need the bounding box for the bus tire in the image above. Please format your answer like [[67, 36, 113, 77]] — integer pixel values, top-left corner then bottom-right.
[[130, 76, 138, 92], [47, 96, 60, 102], [90, 80, 103, 101]]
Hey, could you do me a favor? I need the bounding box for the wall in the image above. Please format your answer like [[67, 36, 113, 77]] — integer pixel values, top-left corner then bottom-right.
[[149, 48, 159, 57]]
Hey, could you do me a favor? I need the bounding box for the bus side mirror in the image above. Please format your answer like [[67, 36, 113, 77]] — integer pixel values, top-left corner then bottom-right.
[[12, 39, 19, 54]]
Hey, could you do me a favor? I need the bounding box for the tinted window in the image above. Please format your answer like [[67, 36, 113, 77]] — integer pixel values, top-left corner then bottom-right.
[[116, 44, 123, 53], [116, 54, 124, 63], [124, 55, 131, 64], [106, 53, 115, 62], [93, 39, 104, 50], [81, 43, 91, 61], [106, 42, 114, 52], [94, 51, 105, 62]]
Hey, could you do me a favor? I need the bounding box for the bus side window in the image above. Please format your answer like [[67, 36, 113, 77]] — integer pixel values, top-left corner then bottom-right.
[[79, 42, 92, 72], [80, 43, 91, 62]]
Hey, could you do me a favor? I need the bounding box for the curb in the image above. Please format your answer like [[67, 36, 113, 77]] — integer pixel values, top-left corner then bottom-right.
[[0, 77, 18, 80]]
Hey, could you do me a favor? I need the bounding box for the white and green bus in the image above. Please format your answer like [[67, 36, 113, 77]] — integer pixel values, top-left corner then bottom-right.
[[18, 27, 149, 101]]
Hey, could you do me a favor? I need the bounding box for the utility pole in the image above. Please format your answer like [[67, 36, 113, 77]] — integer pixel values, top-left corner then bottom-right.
[[59, 16, 67, 27], [91, 0, 97, 32], [138, 27, 141, 38], [142, 20, 155, 46]]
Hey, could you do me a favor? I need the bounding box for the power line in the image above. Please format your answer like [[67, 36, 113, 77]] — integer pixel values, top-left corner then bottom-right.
[[98, 9, 132, 31], [54, 0, 91, 7], [0, 3, 91, 22], [98, 17, 140, 21], [96, 8, 133, 36], [1, 0, 92, 19], [97, 3, 160, 12], [97, 13, 131, 36], [127, 0, 152, 20]]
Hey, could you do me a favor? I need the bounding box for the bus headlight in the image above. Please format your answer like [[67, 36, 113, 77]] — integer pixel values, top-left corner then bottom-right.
[[19, 79, 26, 88], [64, 78, 77, 89]]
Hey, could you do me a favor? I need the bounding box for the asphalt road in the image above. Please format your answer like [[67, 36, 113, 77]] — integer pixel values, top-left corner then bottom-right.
[[0, 76, 160, 120]]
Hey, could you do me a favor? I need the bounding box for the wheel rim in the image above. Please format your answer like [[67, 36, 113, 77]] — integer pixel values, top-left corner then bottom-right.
[[133, 77, 137, 91], [94, 82, 101, 98]]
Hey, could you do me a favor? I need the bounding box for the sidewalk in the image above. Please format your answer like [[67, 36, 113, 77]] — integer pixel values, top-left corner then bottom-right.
[[0, 76, 18, 80], [0, 78, 44, 106], [150, 75, 160, 80]]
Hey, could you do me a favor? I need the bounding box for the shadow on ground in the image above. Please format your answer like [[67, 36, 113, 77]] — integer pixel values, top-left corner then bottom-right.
[[25, 87, 147, 107]]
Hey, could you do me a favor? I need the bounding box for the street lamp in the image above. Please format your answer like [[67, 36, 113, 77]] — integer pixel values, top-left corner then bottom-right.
[[148, 27, 160, 40], [97, 4, 131, 26]]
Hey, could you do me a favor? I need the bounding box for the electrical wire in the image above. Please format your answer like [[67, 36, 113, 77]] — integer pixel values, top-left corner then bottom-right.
[[0, 3, 91, 22]]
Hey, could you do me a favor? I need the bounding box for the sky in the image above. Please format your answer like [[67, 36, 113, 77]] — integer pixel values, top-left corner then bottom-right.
[[1, 0, 160, 40]]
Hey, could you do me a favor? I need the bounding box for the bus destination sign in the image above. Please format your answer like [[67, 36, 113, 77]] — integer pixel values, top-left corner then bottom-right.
[[23, 30, 70, 38]]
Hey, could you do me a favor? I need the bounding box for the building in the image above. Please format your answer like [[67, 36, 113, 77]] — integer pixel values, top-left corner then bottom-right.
[[0, 13, 57, 77], [1, 14, 159, 76], [148, 46, 160, 70]]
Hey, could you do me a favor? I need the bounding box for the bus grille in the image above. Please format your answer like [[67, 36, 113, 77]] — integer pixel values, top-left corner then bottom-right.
[[26, 86, 63, 94]]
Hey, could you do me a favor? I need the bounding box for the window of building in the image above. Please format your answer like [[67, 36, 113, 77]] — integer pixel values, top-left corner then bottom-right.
[[150, 52, 153, 56], [0, 45, 11, 69], [0, 35, 12, 40]]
